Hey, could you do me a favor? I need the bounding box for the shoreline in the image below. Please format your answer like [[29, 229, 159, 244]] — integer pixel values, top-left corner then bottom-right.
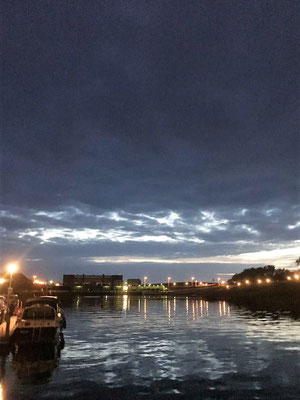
[[12, 281, 300, 317]]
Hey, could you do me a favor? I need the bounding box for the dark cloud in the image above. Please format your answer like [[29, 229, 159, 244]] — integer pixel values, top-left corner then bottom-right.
[[1, 1, 299, 279]]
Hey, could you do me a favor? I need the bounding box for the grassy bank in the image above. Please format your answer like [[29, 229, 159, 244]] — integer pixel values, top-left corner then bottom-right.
[[169, 282, 300, 316]]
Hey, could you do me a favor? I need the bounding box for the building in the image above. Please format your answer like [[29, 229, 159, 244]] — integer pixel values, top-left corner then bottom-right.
[[63, 274, 123, 288], [127, 278, 141, 286]]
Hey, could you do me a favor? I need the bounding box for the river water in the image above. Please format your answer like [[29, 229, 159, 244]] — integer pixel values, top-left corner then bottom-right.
[[2, 295, 300, 399]]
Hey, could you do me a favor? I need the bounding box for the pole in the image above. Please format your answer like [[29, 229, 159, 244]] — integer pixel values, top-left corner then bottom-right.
[[8, 273, 13, 295]]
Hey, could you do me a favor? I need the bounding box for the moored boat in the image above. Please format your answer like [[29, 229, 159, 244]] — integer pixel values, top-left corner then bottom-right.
[[12, 296, 66, 345], [0, 294, 21, 344], [24, 296, 66, 330]]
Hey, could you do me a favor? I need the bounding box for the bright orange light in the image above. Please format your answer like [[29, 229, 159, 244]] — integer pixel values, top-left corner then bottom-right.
[[257, 279, 262, 284], [123, 285, 128, 292], [266, 278, 271, 283], [294, 274, 299, 280], [173, 282, 176, 286], [237, 282, 241, 286], [7, 263, 18, 274], [226, 285, 230, 289], [0, 278, 5, 285], [33, 279, 46, 285], [287, 276, 291, 280], [245, 280, 250, 285], [55, 282, 60, 286], [185, 282, 188, 285]]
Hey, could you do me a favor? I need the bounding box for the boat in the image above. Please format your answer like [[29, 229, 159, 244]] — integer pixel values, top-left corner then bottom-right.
[[0, 294, 21, 345], [12, 296, 66, 345], [24, 296, 66, 330], [12, 341, 63, 379]]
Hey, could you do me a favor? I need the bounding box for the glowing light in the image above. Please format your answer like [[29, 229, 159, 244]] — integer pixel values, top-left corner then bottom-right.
[[185, 282, 188, 285], [294, 274, 299, 280], [226, 285, 230, 289], [7, 263, 18, 293], [266, 278, 271, 283], [7, 263, 18, 274], [287, 276, 291, 280], [0, 279, 5, 285], [55, 282, 60, 286], [33, 279, 46, 285], [257, 279, 262, 284], [49, 280, 53, 284], [123, 285, 128, 292], [237, 282, 241, 287], [143, 276, 147, 285], [245, 280, 250, 285], [173, 282, 176, 286]]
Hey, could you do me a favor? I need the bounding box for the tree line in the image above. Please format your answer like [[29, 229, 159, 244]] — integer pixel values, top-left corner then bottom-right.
[[228, 260, 300, 284]]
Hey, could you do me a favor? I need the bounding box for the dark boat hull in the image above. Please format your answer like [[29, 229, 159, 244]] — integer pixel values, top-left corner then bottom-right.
[[12, 327, 59, 345]]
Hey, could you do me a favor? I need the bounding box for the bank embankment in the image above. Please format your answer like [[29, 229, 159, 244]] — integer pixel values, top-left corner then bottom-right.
[[169, 282, 300, 315]]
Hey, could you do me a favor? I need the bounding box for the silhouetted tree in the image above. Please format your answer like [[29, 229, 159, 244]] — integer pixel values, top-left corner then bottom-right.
[[228, 265, 290, 284]]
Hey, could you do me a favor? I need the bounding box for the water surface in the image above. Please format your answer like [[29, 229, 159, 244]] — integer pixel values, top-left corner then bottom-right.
[[2, 296, 300, 399]]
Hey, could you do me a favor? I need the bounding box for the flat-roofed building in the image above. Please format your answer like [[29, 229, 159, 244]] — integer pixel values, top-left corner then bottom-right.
[[127, 278, 141, 286], [63, 274, 123, 288]]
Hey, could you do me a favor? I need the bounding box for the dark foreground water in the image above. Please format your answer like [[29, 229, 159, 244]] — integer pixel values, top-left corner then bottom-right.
[[2, 295, 300, 399]]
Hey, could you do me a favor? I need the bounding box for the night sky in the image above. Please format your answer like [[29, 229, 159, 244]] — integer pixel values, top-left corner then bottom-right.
[[1, 1, 299, 282]]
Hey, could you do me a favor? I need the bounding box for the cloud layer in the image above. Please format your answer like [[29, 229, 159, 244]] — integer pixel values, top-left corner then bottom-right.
[[1, 1, 299, 280]]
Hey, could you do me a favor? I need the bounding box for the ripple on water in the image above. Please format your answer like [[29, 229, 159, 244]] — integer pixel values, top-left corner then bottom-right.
[[3, 296, 300, 399]]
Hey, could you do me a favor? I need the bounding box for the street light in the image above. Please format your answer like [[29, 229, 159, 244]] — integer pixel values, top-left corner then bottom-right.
[[168, 276, 171, 287], [191, 276, 195, 286], [144, 276, 147, 286], [7, 263, 18, 294]]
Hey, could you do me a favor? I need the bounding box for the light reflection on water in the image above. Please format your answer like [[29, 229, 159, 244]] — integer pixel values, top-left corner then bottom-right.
[[1, 295, 300, 399]]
